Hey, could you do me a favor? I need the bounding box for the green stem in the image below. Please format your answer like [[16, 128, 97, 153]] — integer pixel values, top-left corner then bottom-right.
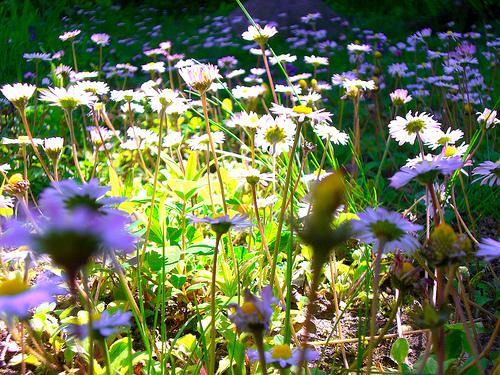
[[208, 234, 221, 375], [253, 330, 267, 375], [102, 340, 112, 375], [365, 242, 384, 374], [64, 110, 86, 182], [71, 42, 79, 72], [82, 270, 94, 375], [201, 93, 228, 214], [19, 109, 54, 181], [260, 44, 278, 104], [269, 121, 303, 288]]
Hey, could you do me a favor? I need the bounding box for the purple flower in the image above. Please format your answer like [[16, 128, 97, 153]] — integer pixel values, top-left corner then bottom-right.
[[68, 310, 132, 339], [390, 156, 462, 189], [247, 345, 319, 368], [0, 273, 64, 321], [188, 214, 252, 235], [39, 178, 125, 215], [476, 238, 500, 261], [351, 207, 422, 254], [472, 160, 500, 186], [90, 33, 110, 46], [1, 180, 136, 286], [228, 286, 278, 333]]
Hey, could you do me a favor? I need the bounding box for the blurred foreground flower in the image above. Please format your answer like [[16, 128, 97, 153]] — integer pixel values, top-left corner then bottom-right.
[[1, 179, 135, 290], [0, 272, 64, 322], [188, 214, 252, 236], [228, 285, 278, 334], [68, 310, 132, 340], [247, 344, 319, 369], [476, 238, 500, 261]]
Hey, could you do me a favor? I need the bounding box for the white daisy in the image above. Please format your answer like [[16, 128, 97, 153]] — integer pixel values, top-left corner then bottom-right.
[[73, 80, 109, 95], [162, 132, 183, 148], [120, 102, 144, 113], [342, 79, 376, 97], [110, 90, 145, 103], [141, 62, 165, 74], [425, 128, 463, 150], [1, 83, 37, 109], [227, 111, 261, 129], [226, 69, 246, 79], [0, 195, 14, 209], [255, 115, 295, 155], [242, 24, 278, 45], [59, 30, 81, 42], [231, 85, 266, 100], [179, 63, 221, 94], [90, 33, 110, 46], [347, 43, 371, 53], [390, 89, 412, 106], [43, 137, 64, 160], [388, 111, 442, 145], [23, 53, 52, 62], [476, 108, 499, 128], [304, 55, 329, 66], [313, 123, 349, 145], [69, 71, 98, 82], [270, 103, 332, 124], [188, 131, 225, 151], [39, 86, 97, 110], [146, 88, 179, 112], [3, 136, 43, 146], [269, 54, 297, 65]]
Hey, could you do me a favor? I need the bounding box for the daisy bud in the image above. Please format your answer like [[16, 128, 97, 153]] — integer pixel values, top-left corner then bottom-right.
[[43, 137, 64, 161], [424, 223, 472, 266]]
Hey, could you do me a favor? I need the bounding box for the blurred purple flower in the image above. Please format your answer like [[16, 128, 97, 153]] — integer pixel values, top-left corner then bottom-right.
[[0, 273, 65, 321], [476, 238, 500, 261], [188, 214, 252, 235], [228, 286, 278, 333], [247, 344, 319, 368], [68, 310, 132, 339]]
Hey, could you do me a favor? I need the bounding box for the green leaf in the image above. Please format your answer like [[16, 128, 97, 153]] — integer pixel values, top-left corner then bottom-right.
[[445, 329, 463, 360], [171, 274, 187, 289], [108, 165, 123, 196], [390, 338, 409, 365], [145, 247, 181, 273], [108, 337, 130, 370], [186, 242, 214, 256]]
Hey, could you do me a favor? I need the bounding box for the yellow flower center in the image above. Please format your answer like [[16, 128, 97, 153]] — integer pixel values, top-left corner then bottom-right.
[[292, 105, 313, 115], [8, 173, 24, 185], [404, 119, 426, 134], [444, 146, 457, 157], [241, 301, 258, 314], [271, 345, 293, 359], [0, 272, 29, 296], [402, 262, 414, 274]]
